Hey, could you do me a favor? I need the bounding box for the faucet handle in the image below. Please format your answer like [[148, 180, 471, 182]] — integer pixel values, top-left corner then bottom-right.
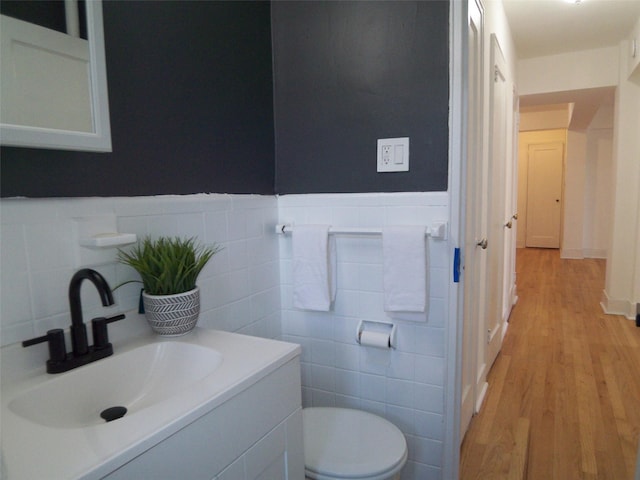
[[91, 314, 125, 350], [23, 329, 67, 364]]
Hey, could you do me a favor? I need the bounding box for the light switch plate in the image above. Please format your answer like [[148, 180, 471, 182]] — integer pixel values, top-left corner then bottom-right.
[[377, 137, 409, 172]]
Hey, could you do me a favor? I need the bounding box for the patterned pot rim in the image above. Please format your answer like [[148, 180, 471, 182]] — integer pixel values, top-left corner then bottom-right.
[[141, 286, 199, 299]]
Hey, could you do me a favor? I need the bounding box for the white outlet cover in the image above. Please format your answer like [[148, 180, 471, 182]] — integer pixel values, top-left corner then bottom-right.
[[377, 137, 409, 172]]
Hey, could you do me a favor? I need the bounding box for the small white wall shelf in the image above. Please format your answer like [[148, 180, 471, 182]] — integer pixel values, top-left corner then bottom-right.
[[80, 233, 137, 248]]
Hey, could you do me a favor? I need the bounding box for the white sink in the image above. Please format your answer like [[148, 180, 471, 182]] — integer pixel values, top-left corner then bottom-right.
[[8, 341, 223, 428], [1, 323, 301, 480]]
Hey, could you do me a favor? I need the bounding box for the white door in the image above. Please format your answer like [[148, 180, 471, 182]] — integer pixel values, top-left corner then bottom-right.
[[525, 142, 564, 248], [501, 89, 519, 336], [485, 34, 508, 372], [460, 0, 485, 439]]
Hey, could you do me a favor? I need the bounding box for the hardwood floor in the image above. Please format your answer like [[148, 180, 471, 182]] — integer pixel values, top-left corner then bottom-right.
[[460, 248, 640, 479]]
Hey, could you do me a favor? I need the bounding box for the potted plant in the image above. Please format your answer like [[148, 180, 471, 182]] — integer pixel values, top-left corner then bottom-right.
[[118, 236, 221, 336]]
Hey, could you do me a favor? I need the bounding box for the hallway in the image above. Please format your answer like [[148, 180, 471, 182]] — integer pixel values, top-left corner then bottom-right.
[[460, 248, 640, 479]]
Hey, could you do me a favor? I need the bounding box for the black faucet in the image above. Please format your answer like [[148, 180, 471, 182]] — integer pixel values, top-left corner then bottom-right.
[[22, 268, 125, 373], [69, 268, 114, 356]]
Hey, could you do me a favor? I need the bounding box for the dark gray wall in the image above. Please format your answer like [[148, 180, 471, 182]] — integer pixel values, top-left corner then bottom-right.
[[2, 1, 451, 198], [272, 1, 449, 194], [1, 1, 275, 197]]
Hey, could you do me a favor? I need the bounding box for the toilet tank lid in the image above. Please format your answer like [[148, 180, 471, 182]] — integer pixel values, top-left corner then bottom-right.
[[303, 407, 408, 479]]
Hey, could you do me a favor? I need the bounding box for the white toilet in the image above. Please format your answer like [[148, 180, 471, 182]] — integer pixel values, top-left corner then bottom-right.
[[303, 407, 408, 480]]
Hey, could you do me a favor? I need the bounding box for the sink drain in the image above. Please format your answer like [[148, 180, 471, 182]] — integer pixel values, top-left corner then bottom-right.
[[100, 406, 127, 422]]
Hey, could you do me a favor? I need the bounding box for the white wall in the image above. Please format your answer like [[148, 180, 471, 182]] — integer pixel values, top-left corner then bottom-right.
[[603, 39, 640, 318], [517, 46, 619, 96], [564, 129, 587, 257], [583, 125, 613, 259], [519, 104, 571, 131], [278, 192, 450, 480], [0, 194, 281, 347]]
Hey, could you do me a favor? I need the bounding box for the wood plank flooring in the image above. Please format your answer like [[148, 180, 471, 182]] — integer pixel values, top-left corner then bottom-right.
[[460, 248, 640, 479]]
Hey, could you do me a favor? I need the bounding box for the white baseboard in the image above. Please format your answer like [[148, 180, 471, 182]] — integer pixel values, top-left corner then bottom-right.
[[600, 290, 635, 319], [584, 248, 607, 259], [475, 381, 489, 414], [560, 248, 607, 259], [561, 248, 584, 259]]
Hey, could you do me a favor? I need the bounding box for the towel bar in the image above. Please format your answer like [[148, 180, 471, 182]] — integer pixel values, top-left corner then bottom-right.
[[275, 222, 447, 240]]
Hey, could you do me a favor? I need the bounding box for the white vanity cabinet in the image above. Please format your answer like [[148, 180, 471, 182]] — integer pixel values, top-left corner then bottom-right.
[[103, 357, 304, 480]]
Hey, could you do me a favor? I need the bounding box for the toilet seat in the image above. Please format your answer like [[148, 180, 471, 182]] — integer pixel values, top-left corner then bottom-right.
[[303, 407, 408, 480]]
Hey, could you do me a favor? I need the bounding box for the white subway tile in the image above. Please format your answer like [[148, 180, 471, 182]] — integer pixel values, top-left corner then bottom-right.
[[414, 355, 445, 386], [409, 436, 443, 467], [176, 213, 205, 240], [386, 351, 415, 380], [311, 388, 335, 407], [204, 210, 229, 244], [360, 373, 385, 402], [311, 364, 335, 392], [385, 404, 416, 436], [334, 342, 360, 371], [334, 368, 360, 397], [414, 411, 444, 440], [386, 377, 415, 408], [414, 384, 444, 414], [1, 271, 32, 325], [30, 268, 72, 318], [414, 327, 445, 358], [310, 339, 335, 366], [25, 222, 74, 271]]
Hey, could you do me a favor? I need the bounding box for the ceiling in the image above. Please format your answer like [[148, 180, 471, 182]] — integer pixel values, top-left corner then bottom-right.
[[502, 0, 640, 60], [502, 0, 640, 128]]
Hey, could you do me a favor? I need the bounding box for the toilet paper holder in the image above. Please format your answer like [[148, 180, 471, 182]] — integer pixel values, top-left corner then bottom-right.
[[356, 320, 397, 349]]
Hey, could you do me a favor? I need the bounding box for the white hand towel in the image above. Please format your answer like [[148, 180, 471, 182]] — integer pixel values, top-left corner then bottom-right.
[[383, 226, 428, 313], [292, 225, 336, 311]]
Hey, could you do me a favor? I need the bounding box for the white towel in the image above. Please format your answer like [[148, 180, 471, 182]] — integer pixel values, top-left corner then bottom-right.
[[292, 225, 337, 311], [383, 226, 428, 313]]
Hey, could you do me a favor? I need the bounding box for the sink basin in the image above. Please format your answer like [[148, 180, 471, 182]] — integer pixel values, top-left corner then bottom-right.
[[2, 324, 301, 480], [8, 341, 223, 428]]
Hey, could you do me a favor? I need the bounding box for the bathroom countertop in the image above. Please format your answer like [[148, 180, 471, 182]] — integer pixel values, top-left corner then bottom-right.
[[1, 316, 301, 479]]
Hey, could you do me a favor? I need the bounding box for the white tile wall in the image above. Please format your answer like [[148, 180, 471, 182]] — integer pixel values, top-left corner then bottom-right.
[[0, 191, 453, 480], [0, 194, 281, 346], [278, 192, 450, 480]]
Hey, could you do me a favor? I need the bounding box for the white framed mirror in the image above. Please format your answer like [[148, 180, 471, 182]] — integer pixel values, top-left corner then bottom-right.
[[0, 0, 112, 152]]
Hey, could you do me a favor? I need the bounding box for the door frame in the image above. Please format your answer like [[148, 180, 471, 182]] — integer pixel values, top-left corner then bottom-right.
[[444, 0, 468, 478], [460, 0, 486, 441]]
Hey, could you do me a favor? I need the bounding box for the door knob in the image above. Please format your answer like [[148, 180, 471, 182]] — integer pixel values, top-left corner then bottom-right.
[[512, 213, 518, 220], [504, 221, 513, 229], [476, 238, 488, 249]]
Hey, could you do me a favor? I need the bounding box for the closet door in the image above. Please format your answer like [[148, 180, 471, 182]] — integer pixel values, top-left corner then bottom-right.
[[485, 34, 508, 373]]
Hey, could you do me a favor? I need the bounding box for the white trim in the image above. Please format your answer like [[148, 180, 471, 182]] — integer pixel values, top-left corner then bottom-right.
[[444, 0, 466, 478], [561, 248, 608, 259], [475, 381, 489, 413], [0, 0, 112, 152], [584, 248, 607, 259], [600, 290, 636, 319], [561, 249, 585, 259]]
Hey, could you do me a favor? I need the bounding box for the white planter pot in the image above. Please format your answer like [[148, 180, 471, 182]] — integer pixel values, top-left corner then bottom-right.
[[142, 287, 200, 336]]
